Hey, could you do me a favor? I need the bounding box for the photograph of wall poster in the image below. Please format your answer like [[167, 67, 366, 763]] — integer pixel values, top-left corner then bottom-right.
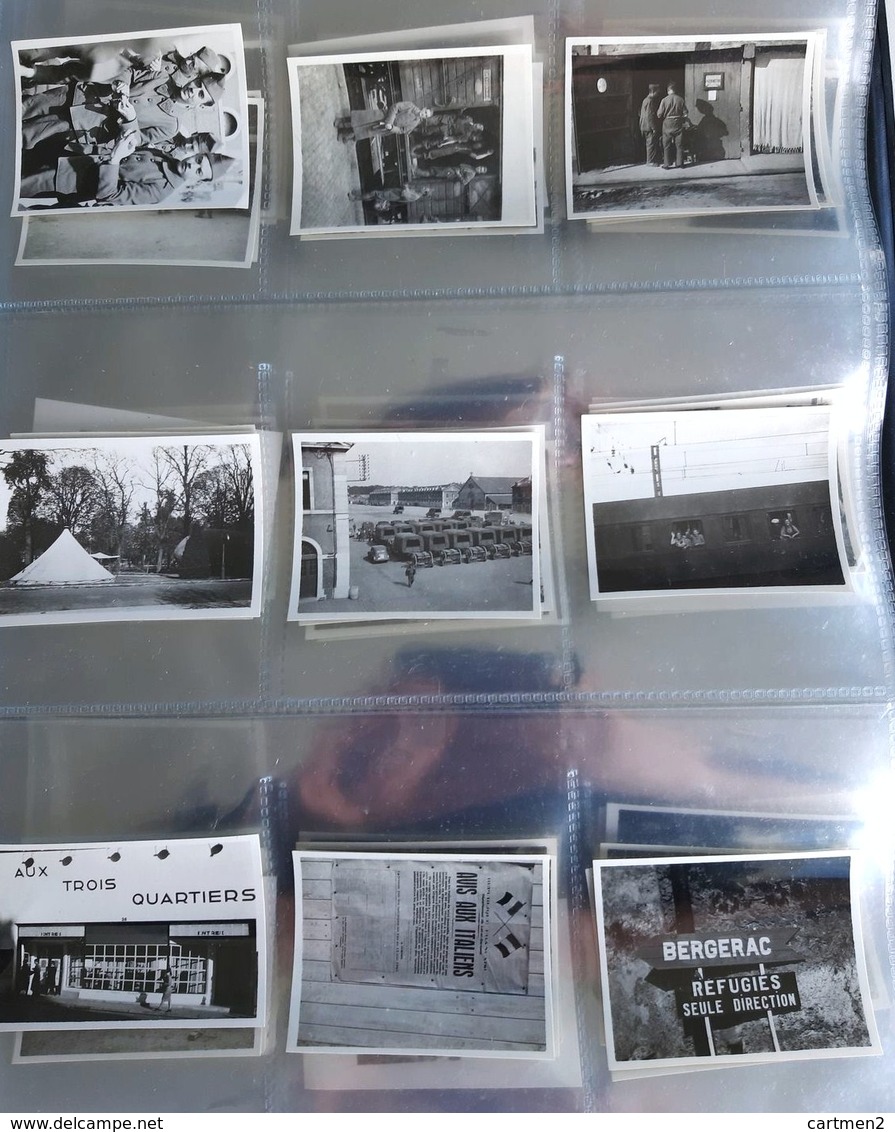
[[593, 852, 880, 1069], [12, 24, 250, 217], [581, 405, 850, 599], [288, 45, 537, 235], [566, 33, 824, 221], [0, 836, 267, 1031], [289, 852, 554, 1056]]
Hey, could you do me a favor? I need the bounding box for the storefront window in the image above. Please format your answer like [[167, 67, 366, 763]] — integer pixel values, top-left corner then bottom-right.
[[69, 942, 206, 995]]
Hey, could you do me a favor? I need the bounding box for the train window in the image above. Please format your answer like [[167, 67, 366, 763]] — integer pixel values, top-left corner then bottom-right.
[[630, 524, 654, 552], [768, 510, 801, 540], [669, 520, 705, 548], [720, 514, 749, 543], [812, 506, 833, 535]]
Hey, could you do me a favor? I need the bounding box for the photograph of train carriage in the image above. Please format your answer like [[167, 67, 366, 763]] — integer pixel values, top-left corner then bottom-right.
[[290, 49, 514, 233], [567, 34, 819, 220], [290, 432, 540, 621], [582, 407, 848, 596]]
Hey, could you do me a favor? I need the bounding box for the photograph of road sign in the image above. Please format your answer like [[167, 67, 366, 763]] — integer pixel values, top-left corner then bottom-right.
[[0, 836, 266, 1031], [593, 852, 880, 1070], [288, 45, 536, 235], [581, 405, 850, 599], [12, 24, 250, 217], [566, 34, 823, 222], [288, 850, 554, 1057], [289, 431, 541, 621], [0, 433, 262, 624], [16, 96, 264, 268]]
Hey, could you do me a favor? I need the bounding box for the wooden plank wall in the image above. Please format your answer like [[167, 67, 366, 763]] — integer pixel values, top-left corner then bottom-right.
[[397, 57, 503, 110], [297, 858, 547, 1052]]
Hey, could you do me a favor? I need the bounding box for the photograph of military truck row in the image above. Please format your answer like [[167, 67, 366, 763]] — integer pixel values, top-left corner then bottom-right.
[[290, 431, 543, 622]]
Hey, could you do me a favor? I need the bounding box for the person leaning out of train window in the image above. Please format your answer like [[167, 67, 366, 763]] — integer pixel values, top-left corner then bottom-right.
[[780, 512, 800, 540]]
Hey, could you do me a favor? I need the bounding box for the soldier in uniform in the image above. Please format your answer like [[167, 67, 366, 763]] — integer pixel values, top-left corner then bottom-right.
[[335, 102, 433, 142], [19, 148, 232, 209], [639, 83, 662, 166]]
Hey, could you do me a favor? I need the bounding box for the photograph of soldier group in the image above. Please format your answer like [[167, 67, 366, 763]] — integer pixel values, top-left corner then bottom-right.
[[13, 25, 249, 215], [289, 48, 535, 234]]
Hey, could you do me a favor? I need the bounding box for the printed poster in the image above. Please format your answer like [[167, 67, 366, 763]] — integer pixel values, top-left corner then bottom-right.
[[330, 856, 533, 994]]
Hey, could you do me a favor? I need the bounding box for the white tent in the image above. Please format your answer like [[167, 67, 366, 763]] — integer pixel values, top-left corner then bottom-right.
[[11, 529, 115, 586]]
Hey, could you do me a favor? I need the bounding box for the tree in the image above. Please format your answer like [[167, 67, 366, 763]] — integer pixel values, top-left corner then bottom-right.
[[219, 444, 254, 528], [41, 464, 99, 537], [90, 452, 137, 557], [127, 503, 157, 568], [193, 445, 255, 530], [144, 450, 178, 571], [2, 450, 51, 565], [157, 444, 212, 532]]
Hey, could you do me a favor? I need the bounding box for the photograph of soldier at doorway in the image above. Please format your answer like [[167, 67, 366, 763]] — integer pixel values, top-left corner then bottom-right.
[[567, 35, 820, 220], [339, 55, 502, 226], [289, 44, 541, 235]]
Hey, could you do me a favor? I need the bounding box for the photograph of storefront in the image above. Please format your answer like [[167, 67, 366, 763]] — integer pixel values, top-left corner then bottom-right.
[[567, 34, 820, 219], [4, 919, 258, 1025]]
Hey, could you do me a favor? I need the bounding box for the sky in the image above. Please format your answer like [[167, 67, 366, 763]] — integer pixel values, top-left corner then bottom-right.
[[582, 407, 833, 503], [298, 433, 537, 487]]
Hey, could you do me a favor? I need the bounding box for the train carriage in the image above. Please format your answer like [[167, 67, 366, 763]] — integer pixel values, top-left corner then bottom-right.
[[592, 481, 845, 593]]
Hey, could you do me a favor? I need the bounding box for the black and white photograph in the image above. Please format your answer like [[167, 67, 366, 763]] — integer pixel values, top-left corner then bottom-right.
[[0, 836, 267, 1031], [567, 34, 821, 221], [289, 430, 542, 621], [581, 406, 850, 598], [12, 24, 250, 217], [593, 852, 880, 1069], [16, 96, 264, 268], [287, 45, 536, 235], [0, 432, 262, 625], [288, 851, 554, 1057], [604, 804, 864, 854]]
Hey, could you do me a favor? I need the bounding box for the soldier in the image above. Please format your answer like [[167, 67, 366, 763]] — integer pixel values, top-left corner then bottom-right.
[[639, 83, 662, 166], [335, 102, 433, 142], [19, 148, 232, 209]]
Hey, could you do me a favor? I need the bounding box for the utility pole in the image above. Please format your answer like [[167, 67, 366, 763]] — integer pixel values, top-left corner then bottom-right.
[[650, 443, 663, 498]]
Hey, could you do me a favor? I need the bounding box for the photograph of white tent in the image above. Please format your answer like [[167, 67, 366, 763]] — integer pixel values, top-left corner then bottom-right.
[[11, 529, 114, 586], [0, 432, 263, 625]]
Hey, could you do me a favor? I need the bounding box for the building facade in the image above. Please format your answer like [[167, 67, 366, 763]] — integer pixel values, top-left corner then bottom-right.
[[16, 920, 257, 1016], [300, 442, 353, 601], [572, 38, 808, 174], [454, 476, 519, 511]]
